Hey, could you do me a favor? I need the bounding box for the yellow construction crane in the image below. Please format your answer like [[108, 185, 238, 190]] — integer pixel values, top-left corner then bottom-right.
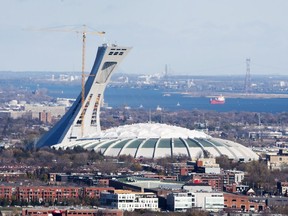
[[28, 25, 105, 137]]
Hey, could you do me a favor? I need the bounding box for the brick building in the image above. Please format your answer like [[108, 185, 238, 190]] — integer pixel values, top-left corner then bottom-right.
[[83, 187, 114, 199], [22, 208, 123, 216], [0, 185, 115, 204], [191, 173, 224, 191], [17, 186, 81, 203], [0, 186, 16, 200], [224, 193, 266, 212]]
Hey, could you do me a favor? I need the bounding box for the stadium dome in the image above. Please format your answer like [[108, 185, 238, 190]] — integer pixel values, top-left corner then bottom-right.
[[53, 123, 258, 162]]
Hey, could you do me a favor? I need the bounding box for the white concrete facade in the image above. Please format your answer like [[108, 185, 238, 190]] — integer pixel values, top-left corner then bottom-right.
[[100, 190, 158, 211], [167, 191, 224, 212], [167, 192, 196, 211], [194, 192, 224, 212]]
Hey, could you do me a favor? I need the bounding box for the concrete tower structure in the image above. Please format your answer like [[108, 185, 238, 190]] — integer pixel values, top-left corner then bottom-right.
[[37, 44, 131, 148]]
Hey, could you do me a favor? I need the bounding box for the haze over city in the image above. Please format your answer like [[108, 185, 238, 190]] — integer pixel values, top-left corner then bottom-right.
[[1, 0, 288, 75]]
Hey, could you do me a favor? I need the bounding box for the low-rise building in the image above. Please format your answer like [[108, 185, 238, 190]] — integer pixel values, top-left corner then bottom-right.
[[166, 190, 224, 212], [24, 104, 66, 119], [224, 192, 266, 212], [224, 170, 245, 185], [195, 158, 221, 174], [100, 189, 158, 211], [167, 192, 196, 211], [277, 181, 288, 196], [266, 149, 288, 170], [190, 173, 224, 191], [22, 207, 123, 216], [182, 182, 212, 193], [194, 191, 224, 212], [83, 187, 114, 199], [17, 186, 81, 203]]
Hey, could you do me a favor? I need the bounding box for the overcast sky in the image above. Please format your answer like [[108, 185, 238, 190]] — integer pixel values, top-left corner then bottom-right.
[[1, 0, 288, 75]]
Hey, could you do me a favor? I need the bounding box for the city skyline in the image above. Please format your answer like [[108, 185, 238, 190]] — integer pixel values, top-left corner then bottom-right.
[[1, 0, 288, 75]]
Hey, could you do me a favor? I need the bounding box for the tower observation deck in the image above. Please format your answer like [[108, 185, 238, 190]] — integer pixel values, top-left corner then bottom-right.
[[36, 44, 132, 148]]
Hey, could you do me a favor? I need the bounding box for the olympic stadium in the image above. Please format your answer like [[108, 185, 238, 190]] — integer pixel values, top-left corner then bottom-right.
[[52, 123, 259, 162], [36, 43, 259, 162]]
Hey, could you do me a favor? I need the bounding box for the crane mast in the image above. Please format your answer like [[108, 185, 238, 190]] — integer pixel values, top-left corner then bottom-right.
[[81, 31, 86, 137], [29, 25, 105, 138]]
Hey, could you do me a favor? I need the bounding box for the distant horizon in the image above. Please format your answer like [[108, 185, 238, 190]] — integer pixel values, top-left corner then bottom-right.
[[0, 70, 288, 78]]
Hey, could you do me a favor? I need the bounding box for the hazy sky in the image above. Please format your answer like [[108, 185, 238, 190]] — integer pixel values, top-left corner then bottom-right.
[[1, 0, 288, 75]]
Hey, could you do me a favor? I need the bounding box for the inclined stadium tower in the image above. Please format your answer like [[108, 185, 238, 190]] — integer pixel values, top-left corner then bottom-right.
[[37, 43, 259, 162]]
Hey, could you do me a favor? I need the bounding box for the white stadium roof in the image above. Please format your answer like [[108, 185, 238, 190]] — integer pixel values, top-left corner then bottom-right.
[[52, 123, 259, 162]]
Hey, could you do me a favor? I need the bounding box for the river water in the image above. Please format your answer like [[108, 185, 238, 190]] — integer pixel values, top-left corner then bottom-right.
[[42, 84, 288, 113]]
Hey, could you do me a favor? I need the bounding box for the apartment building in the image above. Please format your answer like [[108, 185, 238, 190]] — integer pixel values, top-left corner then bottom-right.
[[17, 186, 80, 203], [22, 208, 123, 216], [0, 186, 16, 200]]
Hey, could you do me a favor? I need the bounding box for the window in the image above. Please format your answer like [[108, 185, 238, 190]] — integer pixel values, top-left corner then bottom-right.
[[96, 61, 117, 83]]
